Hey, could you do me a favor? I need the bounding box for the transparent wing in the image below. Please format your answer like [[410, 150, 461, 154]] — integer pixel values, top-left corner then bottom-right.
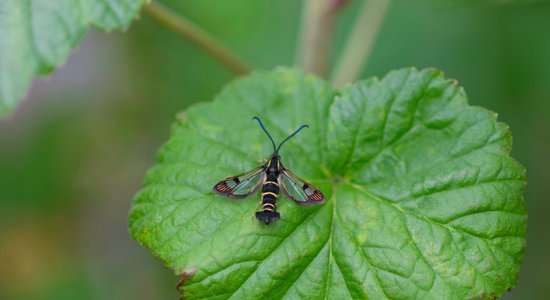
[[280, 168, 325, 206], [213, 166, 265, 199]]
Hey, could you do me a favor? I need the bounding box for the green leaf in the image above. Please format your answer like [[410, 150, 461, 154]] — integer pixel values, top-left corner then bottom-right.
[[0, 0, 146, 116], [128, 67, 526, 299]]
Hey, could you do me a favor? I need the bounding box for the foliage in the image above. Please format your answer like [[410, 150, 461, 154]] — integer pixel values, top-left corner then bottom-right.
[[129, 67, 526, 299], [0, 0, 146, 115]]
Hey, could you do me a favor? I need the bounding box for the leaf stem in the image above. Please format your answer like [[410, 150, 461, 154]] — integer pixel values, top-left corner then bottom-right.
[[143, 2, 252, 75], [296, 0, 349, 77], [330, 0, 392, 88]]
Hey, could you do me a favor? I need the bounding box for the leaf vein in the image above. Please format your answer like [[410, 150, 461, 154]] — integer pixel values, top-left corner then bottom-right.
[[336, 214, 390, 299], [227, 209, 325, 299], [350, 183, 521, 277]]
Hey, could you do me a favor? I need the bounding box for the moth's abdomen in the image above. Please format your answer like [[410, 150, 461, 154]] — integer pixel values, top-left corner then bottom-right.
[[256, 180, 280, 224], [262, 180, 279, 193], [261, 192, 277, 210]]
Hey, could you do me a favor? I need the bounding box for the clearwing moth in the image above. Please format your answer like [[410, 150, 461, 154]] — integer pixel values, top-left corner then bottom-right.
[[213, 117, 325, 224]]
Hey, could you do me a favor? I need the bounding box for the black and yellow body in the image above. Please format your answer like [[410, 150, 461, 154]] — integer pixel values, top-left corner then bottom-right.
[[256, 156, 281, 224]]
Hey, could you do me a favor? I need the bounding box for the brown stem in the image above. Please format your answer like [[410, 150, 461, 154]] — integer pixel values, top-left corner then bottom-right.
[[297, 0, 349, 77], [331, 0, 392, 87], [144, 2, 252, 75]]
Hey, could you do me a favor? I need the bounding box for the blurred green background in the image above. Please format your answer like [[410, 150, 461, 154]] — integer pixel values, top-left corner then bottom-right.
[[1, 0, 548, 299]]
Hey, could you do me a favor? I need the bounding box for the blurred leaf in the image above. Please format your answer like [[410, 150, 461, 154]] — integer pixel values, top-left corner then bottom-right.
[[0, 0, 146, 116], [129, 67, 526, 299]]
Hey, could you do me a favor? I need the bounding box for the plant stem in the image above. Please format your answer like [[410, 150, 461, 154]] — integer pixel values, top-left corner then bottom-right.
[[143, 2, 251, 75], [297, 0, 348, 77], [330, 0, 391, 88]]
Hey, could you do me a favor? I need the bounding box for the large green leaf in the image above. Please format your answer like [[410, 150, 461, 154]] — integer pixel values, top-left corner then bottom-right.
[[128, 67, 526, 299], [0, 0, 146, 116]]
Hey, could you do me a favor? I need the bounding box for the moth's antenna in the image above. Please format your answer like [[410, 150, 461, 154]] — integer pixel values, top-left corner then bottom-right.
[[253, 117, 277, 153], [276, 124, 309, 153]]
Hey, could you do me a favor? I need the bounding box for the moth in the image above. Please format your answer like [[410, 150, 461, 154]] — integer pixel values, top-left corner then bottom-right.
[[213, 117, 325, 224]]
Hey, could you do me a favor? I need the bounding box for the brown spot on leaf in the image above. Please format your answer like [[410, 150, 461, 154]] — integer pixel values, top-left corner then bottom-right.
[[176, 270, 196, 299]]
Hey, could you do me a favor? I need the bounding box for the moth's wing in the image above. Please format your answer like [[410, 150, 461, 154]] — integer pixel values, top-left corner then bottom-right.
[[213, 166, 266, 199], [280, 168, 325, 206]]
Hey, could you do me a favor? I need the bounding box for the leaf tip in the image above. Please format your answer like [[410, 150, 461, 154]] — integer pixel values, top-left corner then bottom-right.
[[176, 111, 188, 124], [176, 269, 197, 297]]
